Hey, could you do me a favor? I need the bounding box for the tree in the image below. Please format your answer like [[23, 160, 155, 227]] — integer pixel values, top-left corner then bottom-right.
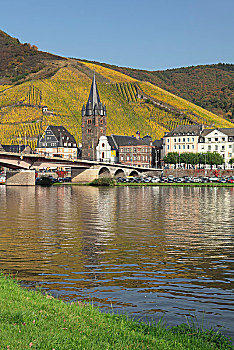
[[229, 158, 234, 166], [163, 152, 179, 168], [201, 152, 224, 169]]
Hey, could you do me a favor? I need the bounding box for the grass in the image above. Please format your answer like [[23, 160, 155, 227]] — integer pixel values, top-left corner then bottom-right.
[[0, 273, 232, 350], [116, 182, 234, 187], [54, 182, 234, 187]]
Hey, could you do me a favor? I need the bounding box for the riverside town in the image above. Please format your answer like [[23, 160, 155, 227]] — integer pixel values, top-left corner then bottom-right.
[[0, 24, 233, 350], [0, 75, 234, 185]]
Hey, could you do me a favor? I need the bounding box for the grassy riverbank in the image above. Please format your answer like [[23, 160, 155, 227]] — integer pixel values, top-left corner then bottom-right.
[[54, 181, 234, 187], [0, 274, 232, 349]]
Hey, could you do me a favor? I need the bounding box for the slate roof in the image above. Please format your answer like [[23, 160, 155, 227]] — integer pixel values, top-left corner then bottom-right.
[[165, 125, 202, 137], [0, 144, 31, 153], [48, 126, 76, 144], [153, 139, 163, 148], [83, 75, 106, 116], [110, 135, 152, 147], [201, 128, 234, 137], [86, 74, 101, 110]]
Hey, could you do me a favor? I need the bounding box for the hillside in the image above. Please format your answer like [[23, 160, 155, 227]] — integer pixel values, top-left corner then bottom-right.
[[84, 61, 234, 121], [0, 30, 233, 150]]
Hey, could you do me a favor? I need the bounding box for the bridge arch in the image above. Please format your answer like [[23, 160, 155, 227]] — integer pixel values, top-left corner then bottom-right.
[[98, 166, 111, 177], [129, 170, 139, 177], [114, 169, 125, 178]]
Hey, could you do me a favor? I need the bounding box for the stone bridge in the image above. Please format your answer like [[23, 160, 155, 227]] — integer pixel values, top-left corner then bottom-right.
[[0, 151, 162, 185]]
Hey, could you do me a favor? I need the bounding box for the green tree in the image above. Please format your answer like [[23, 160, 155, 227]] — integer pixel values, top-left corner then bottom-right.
[[200, 152, 224, 169], [163, 152, 179, 168], [228, 157, 234, 166]]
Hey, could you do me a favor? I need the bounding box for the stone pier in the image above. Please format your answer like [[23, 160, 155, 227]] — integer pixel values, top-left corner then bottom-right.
[[6, 170, 35, 186]]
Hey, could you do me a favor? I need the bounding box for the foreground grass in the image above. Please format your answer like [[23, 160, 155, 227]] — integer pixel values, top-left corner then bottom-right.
[[0, 274, 232, 349]]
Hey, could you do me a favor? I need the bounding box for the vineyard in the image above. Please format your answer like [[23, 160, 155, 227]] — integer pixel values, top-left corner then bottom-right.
[[0, 63, 233, 150]]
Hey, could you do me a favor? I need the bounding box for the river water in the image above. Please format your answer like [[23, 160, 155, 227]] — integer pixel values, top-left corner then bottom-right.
[[0, 185, 233, 338]]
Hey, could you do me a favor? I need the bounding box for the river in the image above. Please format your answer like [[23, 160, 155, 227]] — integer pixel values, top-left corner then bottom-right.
[[0, 185, 233, 338]]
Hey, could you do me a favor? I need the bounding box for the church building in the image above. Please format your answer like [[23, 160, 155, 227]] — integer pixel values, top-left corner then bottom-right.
[[81, 75, 107, 161]]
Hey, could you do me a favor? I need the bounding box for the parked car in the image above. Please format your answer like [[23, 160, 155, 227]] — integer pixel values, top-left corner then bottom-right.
[[209, 177, 219, 183]]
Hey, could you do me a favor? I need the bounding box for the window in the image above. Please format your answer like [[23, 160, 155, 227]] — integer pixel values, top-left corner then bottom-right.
[[222, 146, 225, 150], [208, 145, 211, 151], [174, 145, 176, 150], [192, 145, 194, 149], [179, 145, 181, 149], [174, 138, 176, 142], [178, 138, 181, 142], [127, 156, 129, 160], [102, 143, 105, 148], [215, 145, 218, 151], [127, 148, 130, 152], [187, 138, 190, 142], [222, 137, 225, 141], [192, 138, 194, 142], [183, 145, 185, 149], [208, 138, 211, 141], [121, 148, 123, 152], [215, 138, 218, 141], [100, 119, 103, 124], [167, 145, 169, 150], [134, 148, 136, 152], [121, 156, 124, 161], [187, 145, 190, 149], [87, 129, 92, 134], [87, 119, 92, 125], [183, 138, 185, 142], [229, 145, 232, 148], [167, 139, 169, 143]]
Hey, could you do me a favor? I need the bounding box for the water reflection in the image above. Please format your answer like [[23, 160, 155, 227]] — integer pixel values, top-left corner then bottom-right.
[[0, 185, 233, 337]]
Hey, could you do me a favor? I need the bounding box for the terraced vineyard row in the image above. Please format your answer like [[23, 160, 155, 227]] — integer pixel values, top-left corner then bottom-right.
[[0, 121, 42, 149], [0, 64, 232, 150], [114, 83, 138, 102], [138, 82, 233, 128]]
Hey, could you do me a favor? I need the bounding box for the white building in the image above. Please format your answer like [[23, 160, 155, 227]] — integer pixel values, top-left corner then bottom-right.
[[162, 125, 203, 158], [96, 135, 118, 163], [198, 128, 234, 168], [36, 125, 78, 160]]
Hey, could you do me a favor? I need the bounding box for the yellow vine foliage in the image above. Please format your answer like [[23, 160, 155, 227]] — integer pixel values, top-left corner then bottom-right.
[[0, 66, 233, 150], [139, 82, 233, 128], [80, 61, 136, 83]]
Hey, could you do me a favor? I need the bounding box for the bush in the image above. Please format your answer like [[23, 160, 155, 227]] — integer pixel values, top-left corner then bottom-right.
[[90, 177, 116, 186]]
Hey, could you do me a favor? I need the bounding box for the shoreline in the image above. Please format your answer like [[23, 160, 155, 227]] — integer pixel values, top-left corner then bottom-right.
[[0, 273, 232, 349], [53, 182, 234, 187]]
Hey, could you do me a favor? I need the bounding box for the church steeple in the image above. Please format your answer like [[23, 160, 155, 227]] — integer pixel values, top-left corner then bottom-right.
[[83, 75, 105, 116], [81, 75, 107, 161]]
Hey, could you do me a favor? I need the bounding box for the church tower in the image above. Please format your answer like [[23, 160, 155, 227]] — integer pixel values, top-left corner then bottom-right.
[[81, 75, 107, 160]]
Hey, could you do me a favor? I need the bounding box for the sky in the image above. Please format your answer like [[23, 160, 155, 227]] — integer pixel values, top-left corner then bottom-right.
[[0, 0, 233, 71]]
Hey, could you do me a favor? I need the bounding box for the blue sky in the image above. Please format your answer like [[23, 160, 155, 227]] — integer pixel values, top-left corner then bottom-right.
[[1, 0, 233, 70]]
